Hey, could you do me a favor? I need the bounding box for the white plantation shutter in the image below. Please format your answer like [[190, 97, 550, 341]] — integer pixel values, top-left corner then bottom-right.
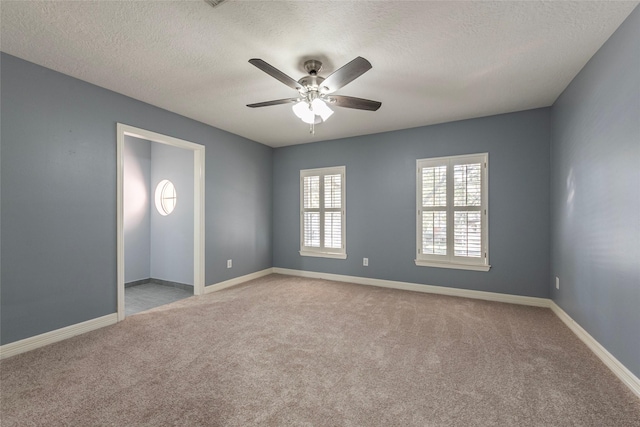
[[302, 176, 320, 247], [303, 176, 320, 209], [300, 167, 346, 258], [324, 212, 342, 249], [303, 212, 320, 247], [454, 211, 482, 257], [324, 174, 341, 209], [421, 165, 447, 255], [416, 154, 489, 271], [454, 163, 482, 207], [422, 166, 447, 207], [324, 174, 342, 249], [453, 163, 482, 258], [422, 211, 447, 255]]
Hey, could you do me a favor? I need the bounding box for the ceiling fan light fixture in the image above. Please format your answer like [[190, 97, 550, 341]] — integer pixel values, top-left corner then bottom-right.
[[292, 101, 315, 124], [293, 99, 333, 124], [311, 98, 334, 121]]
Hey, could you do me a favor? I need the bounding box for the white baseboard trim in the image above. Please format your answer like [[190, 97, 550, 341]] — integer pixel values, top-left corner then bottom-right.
[[0, 313, 118, 360], [0, 268, 272, 359], [204, 268, 274, 294], [550, 301, 640, 399], [273, 268, 550, 307]]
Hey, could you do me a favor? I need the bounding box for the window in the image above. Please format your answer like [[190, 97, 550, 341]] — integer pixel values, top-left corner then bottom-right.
[[155, 179, 177, 216], [416, 153, 489, 271], [300, 166, 346, 259]]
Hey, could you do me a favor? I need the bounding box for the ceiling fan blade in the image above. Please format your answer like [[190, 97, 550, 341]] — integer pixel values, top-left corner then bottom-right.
[[249, 59, 305, 92], [320, 57, 372, 94], [247, 98, 299, 108], [328, 95, 381, 111]]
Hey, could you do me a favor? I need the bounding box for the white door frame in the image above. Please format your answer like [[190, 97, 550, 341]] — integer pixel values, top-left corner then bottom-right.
[[116, 123, 205, 321]]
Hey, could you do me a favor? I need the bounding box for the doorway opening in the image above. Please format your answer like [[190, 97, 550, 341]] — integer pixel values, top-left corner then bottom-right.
[[117, 124, 205, 321]]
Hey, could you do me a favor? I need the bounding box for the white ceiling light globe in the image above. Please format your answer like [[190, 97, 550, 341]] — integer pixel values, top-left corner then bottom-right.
[[311, 98, 334, 121], [292, 101, 316, 124]]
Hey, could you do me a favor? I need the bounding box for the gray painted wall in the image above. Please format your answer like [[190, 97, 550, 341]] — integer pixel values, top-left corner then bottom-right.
[[123, 136, 151, 283], [150, 142, 194, 285], [273, 108, 551, 298], [1, 53, 273, 345], [550, 6, 640, 377]]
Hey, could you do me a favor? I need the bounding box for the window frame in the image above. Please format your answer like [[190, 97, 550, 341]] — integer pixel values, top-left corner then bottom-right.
[[300, 166, 347, 259], [415, 153, 490, 271], [155, 179, 177, 216]]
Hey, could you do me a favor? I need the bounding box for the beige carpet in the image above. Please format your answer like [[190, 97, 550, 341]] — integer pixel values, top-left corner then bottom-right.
[[1, 274, 639, 426]]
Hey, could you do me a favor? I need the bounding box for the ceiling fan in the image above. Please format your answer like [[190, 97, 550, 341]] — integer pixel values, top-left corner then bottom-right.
[[247, 57, 382, 133]]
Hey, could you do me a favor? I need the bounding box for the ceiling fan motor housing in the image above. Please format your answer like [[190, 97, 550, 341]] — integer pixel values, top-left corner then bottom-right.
[[299, 60, 326, 93], [298, 75, 325, 91]]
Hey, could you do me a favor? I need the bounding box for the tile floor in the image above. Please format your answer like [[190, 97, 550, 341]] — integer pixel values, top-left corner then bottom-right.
[[125, 283, 193, 316]]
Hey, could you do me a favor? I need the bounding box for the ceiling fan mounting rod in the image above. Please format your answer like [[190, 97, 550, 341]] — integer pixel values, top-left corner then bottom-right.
[[303, 59, 322, 76]]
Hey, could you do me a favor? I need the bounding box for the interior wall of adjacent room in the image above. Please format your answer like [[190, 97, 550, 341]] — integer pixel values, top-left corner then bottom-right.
[[124, 136, 151, 284], [150, 142, 194, 285], [124, 136, 194, 286]]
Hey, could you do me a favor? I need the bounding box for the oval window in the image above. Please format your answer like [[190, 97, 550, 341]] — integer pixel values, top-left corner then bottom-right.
[[155, 180, 176, 216]]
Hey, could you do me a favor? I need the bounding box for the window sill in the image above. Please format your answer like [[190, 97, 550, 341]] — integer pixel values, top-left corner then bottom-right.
[[415, 260, 490, 272], [300, 251, 347, 260]]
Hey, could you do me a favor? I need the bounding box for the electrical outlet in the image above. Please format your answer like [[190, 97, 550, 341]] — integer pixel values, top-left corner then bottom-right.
[[363, 258, 369, 266], [227, 259, 232, 269], [555, 277, 559, 290]]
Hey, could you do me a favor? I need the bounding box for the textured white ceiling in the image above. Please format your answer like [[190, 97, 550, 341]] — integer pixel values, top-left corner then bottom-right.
[[1, 1, 637, 147]]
